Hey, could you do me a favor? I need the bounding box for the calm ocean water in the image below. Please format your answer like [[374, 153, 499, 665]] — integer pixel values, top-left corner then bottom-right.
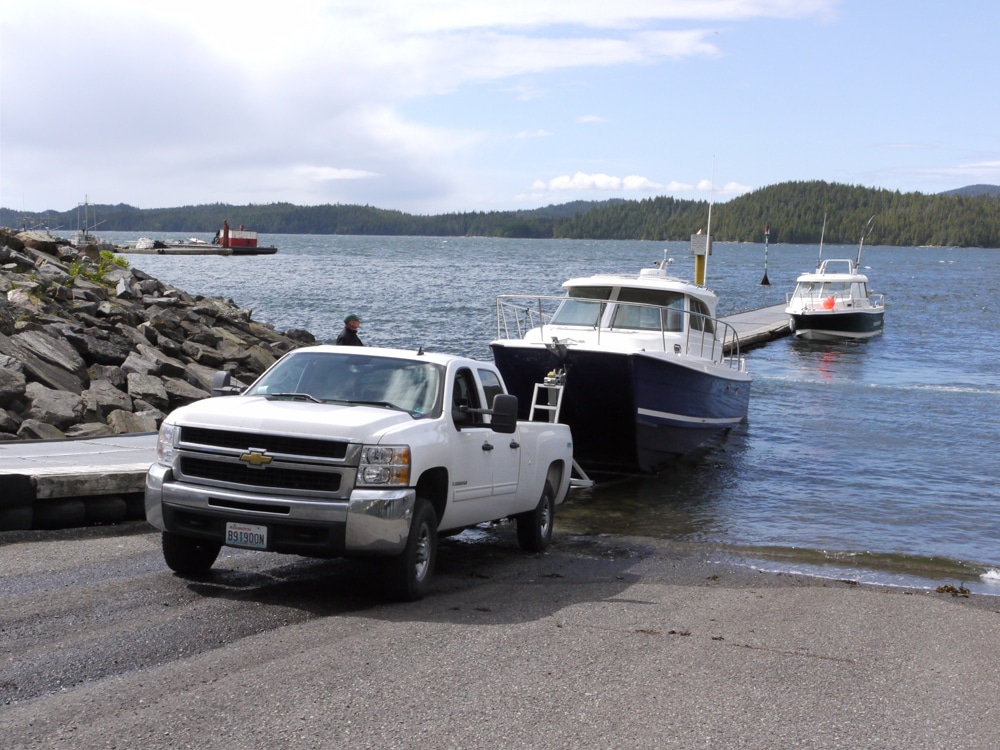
[[105, 231, 1000, 592]]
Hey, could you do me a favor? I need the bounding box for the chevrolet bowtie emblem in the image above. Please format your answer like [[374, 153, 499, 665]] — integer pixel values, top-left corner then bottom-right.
[[240, 450, 273, 468]]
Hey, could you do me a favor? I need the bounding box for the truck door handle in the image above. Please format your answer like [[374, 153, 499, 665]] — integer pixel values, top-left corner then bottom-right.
[[482, 442, 494, 451], [509, 441, 520, 449]]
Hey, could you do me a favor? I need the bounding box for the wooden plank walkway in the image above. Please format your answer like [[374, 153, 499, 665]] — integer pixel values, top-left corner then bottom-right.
[[721, 303, 790, 352]]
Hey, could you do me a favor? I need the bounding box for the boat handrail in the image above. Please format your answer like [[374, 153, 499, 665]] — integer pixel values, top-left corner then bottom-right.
[[495, 294, 560, 339], [786, 289, 885, 311], [495, 294, 744, 370]]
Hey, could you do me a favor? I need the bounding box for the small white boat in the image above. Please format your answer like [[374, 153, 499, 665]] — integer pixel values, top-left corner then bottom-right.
[[785, 215, 885, 340], [70, 195, 107, 249]]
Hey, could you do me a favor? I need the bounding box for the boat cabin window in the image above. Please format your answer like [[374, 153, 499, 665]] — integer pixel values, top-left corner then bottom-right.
[[792, 281, 817, 298], [688, 298, 715, 334], [820, 282, 850, 297], [550, 299, 604, 327], [610, 289, 685, 332], [566, 286, 613, 300]]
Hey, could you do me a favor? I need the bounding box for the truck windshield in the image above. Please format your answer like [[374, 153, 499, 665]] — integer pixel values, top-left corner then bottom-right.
[[246, 352, 445, 417]]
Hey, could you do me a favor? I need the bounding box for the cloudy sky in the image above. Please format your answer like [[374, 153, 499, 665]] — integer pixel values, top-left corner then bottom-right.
[[2, 0, 998, 215]]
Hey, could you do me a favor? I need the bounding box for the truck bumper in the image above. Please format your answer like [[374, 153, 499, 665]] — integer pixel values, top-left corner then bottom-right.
[[145, 463, 415, 557], [344, 489, 416, 554]]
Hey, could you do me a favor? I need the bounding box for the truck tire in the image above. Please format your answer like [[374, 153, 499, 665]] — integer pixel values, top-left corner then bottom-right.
[[162, 531, 222, 575], [382, 498, 437, 601], [516, 481, 554, 553]]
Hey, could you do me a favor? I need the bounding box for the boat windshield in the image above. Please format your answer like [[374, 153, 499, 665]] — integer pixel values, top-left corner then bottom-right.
[[610, 289, 686, 332], [247, 351, 444, 417], [550, 299, 604, 326], [794, 281, 855, 299]]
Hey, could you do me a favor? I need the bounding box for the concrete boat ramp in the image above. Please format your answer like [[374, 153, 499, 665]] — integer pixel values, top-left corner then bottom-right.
[[0, 305, 791, 532], [0, 433, 156, 531]]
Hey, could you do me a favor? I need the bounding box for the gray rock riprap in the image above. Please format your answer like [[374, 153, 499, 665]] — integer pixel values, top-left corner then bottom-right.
[[0, 227, 317, 441]]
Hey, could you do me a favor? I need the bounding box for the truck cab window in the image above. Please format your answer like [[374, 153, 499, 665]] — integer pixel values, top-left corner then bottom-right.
[[452, 368, 483, 427]]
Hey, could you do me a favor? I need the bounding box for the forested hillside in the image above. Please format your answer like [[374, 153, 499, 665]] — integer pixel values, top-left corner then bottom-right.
[[4, 181, 999, 247]]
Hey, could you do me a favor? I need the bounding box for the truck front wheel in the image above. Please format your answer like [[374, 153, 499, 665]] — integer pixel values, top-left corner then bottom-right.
[[516, 481, 555, 553], [162, 531, 221, 575], [382, 497, 438, 601]]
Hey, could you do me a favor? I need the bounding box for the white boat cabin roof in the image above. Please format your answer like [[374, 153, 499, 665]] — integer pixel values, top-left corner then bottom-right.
[[794, 258, 869, 285], [561, 267, 719, 311]]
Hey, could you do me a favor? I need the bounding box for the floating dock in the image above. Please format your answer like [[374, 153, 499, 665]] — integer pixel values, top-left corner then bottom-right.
[[721, 303, 791, 351], [119, 245, 277, 256]]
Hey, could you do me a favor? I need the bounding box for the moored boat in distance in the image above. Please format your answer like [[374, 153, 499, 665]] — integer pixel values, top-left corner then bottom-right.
[[785, 215, 884, 340], [489, 243, 751, 475], [124, 220, 278, 255], [70, 195, 116, 251]]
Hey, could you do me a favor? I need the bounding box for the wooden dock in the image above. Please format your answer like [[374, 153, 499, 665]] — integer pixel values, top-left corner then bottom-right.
[[721, 303, 790, 352]]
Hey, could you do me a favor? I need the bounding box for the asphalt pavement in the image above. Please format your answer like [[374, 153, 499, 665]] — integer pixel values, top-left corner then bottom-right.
[[2, 524, 998, 749]]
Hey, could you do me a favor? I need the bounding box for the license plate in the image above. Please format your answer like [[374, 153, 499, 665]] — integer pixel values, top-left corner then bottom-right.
[[225, 522, 268, 550]]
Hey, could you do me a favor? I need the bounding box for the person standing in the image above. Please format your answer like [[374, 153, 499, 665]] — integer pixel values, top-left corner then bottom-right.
[[336, 314, 363, 346]]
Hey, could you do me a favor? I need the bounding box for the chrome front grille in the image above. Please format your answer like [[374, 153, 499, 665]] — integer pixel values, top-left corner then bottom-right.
[[174, 428, 359, 499], [179, 456, 342, 492], [179, 426, 350, 459]]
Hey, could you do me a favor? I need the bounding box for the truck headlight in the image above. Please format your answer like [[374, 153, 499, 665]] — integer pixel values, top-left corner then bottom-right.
[[359, 445, 410, 486], [156, 421, 177, 466]]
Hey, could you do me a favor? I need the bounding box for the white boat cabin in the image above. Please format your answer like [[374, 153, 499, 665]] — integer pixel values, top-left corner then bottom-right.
[[787, 258, 882, 313]]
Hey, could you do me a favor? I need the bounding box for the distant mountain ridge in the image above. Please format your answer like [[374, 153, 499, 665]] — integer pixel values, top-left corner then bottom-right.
[[938, 184, 1000, 197], [3, 182, 999, 247]]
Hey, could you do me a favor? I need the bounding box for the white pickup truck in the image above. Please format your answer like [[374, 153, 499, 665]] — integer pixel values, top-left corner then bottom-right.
[[145, 345, 574, 600]]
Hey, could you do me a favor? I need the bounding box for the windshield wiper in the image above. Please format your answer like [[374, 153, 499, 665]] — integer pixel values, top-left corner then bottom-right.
[[264, 392, 323, 403], [350, 399, 404, 411]]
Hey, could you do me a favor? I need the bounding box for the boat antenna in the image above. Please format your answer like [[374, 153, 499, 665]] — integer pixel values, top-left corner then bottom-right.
[[817, 211, 827, 270], [707, 159, 715, 226], [856, 214, 875, 270], [760, 224, 771, 285]]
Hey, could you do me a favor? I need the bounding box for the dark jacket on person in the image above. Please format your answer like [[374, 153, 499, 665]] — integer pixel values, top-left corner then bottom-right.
[[336, 327, 363, 346]]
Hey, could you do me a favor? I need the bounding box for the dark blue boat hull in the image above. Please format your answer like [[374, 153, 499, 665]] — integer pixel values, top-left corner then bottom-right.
[[790, 310, 884, 339], [490, 344, 750, 474]]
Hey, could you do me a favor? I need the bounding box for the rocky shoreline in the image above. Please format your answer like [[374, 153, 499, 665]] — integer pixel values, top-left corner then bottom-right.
[[0, 228, 317, 441]]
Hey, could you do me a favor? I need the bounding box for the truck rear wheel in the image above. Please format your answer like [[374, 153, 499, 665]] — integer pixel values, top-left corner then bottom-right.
[[516, 481, 554, 553], [382, 498, 437, 601], [162, 531, 221, 575]]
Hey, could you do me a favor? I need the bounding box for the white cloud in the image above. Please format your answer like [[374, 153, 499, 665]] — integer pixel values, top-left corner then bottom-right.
[[0, 0, 835, 212], [695, 180, 754, 197], [528, 173, 752, 198], [911, 160, 1000, 181], [533, 172, 664, 192], [292, 167, 380, 182]]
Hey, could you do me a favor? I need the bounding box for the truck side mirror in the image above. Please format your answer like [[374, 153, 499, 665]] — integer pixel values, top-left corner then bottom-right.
[[489, 394, 518, 434], [211, 370, 245, 397]]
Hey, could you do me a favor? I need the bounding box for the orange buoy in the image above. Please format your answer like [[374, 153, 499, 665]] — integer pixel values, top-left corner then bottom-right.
[[823, 296, 835, 310]]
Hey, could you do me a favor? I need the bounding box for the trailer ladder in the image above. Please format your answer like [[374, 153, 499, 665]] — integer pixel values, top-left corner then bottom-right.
[[528, 379, 593, 489]]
